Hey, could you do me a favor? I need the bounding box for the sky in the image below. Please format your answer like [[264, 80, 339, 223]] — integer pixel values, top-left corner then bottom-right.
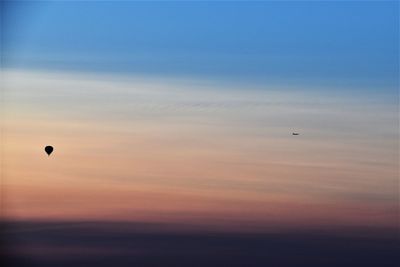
[[2, 1, 398, 91], [1, 1, 399, 266]]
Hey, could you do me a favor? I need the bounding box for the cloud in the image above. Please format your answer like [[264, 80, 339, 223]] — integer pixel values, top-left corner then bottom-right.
[[2, 70, 398, 230]]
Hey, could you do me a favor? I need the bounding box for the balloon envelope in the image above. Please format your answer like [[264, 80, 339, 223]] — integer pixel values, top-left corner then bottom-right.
[[45, 146, 54, 156]]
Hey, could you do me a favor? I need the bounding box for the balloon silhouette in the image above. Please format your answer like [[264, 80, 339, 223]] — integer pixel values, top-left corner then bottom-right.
[[45, 146, 54, 156]]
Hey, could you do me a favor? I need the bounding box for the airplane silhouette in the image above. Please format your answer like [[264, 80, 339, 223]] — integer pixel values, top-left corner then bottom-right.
[[292, 133, 299, 136]]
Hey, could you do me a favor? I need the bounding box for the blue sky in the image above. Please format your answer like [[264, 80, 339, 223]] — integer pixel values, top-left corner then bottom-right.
[[2, 1, 399, 93]]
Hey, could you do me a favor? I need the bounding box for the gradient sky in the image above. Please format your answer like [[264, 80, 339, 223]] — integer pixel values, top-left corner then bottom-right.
[[3, 1, 398, 91], [1, 1, 399, 232]]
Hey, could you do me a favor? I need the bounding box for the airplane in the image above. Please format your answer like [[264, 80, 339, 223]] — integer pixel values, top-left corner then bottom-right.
[[292, 133, 300, 136]]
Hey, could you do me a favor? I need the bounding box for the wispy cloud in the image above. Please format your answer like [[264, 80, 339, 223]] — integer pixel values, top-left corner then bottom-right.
[[2, 70, 398, 230]]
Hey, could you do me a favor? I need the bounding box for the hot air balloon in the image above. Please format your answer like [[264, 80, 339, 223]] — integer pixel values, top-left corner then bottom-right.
[[45, 146, 54, 156]]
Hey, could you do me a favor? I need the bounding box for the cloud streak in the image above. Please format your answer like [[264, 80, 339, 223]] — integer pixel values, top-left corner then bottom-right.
[[2, 70, 398, 230]]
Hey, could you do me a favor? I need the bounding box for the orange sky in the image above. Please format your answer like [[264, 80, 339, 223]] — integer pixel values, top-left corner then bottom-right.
[[2, 70, 398, 231]]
